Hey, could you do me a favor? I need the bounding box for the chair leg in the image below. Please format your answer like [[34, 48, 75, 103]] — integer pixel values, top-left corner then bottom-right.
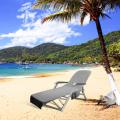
[[49, 96, 70, 111], [52, 101, 61, 110], [61, 97, 70, 111], [83, 94, 87, 100], [82, 87, 87, 100]]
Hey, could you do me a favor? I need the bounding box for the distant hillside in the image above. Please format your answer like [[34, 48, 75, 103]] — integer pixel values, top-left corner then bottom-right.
[[47, 30, 120, 63], [0, 43, 67, 62], [0, 30, 119, 66], [29, 43, 67, 55], [0, 46, 29, 59]]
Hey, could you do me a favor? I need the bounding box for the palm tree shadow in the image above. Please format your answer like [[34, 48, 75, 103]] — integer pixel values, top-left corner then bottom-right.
[[30, 98, 118, 111], [76, 98, 99, 103], [44, 98, 101, 111], [99, 104, 118, 110], [75, 98, 117, 110], [43, 98, 100, 111]]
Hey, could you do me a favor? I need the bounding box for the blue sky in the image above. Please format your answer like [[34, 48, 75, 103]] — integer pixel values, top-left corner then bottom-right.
[[0, 0, 120, 49]]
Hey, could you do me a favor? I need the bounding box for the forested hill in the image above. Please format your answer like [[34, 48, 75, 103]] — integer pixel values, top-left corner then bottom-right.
[[29, 43, 67, 55], [0, 46, 29, 59], [0, 43, 67, 61], [47, 30, 120, 64], [0, 30, 120, 67]]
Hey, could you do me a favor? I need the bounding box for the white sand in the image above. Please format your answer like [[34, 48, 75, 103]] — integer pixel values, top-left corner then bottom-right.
[[0, 66, 120, 120]]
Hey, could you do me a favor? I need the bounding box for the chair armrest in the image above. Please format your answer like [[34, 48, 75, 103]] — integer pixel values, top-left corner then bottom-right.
[[72, 83, 86, 86], [54, 81, 68, 88], [56, 81, 68, 84]]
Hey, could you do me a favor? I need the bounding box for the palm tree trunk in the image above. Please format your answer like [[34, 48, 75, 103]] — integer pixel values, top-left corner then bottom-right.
[[95, 19, 111, 73], [95, 18, 120, 105]]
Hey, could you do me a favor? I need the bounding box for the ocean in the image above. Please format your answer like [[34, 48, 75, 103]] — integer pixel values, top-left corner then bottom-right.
[[0, 63, 80, 77]]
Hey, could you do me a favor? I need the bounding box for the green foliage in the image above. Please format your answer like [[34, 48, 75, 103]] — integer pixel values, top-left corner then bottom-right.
[[108, 40, 120, 55], [108, 40, 120, 67], [30, 43, 67, 56], [47, 31, 120, 64], [0, 43, 66, 62], [0, 46, 28, 59]]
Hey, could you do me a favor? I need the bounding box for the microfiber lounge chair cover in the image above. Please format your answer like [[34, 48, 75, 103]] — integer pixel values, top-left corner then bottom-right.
[[30, 70, 91, 109]]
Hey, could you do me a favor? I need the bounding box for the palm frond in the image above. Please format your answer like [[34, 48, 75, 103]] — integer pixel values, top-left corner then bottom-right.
[[41, 10, 80, 23], [33, 0, 64, 10], [33, 0, 82, 12], [100, 13, 111, 19], [33, 0, 114, 24], [80, 12, 87, 25]]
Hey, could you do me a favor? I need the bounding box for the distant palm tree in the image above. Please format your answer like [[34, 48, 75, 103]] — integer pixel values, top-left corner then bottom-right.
[[33, 0, 120, 105]]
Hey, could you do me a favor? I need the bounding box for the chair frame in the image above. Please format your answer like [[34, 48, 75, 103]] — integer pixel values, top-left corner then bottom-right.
[[30, 70, 91, 111], [50, 81, 87, 111]]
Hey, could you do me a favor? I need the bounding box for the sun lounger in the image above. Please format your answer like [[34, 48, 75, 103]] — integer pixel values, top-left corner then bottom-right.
[[30, 70, 91, 111]]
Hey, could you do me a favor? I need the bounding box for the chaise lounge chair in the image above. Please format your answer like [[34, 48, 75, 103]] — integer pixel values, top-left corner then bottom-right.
[[30, 70, 91, 111]]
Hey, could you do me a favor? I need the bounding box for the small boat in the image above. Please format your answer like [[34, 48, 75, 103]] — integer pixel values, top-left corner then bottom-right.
[[16, 61, 22, 64], [22, 65, 31, 69], [21, 62, 29, 65]]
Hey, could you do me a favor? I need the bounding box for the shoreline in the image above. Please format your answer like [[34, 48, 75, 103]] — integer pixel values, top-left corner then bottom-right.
[[0, 65, 98, 79]]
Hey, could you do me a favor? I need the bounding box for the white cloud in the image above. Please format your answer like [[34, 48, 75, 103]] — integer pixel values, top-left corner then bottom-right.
[[17, 2, 37, 25], [17, 11, 37, 26], [1, 19, 80, 48], [0, 2, 90, 49], [70, 14, 90, 26], [18, 2, 31, 12]]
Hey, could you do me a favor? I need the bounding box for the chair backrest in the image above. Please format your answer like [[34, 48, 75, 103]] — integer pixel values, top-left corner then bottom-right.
[[69, 70, 91, 85]]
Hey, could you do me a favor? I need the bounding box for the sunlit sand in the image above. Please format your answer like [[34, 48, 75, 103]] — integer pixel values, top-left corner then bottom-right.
[[0, 66, 120, 120]]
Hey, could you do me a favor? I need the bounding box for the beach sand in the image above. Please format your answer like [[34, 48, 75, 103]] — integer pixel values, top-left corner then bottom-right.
[[0, 66, 120, 120]]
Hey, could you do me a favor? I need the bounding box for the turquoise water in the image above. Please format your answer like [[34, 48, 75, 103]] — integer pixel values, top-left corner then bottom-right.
[[0, 63, 80, 77]]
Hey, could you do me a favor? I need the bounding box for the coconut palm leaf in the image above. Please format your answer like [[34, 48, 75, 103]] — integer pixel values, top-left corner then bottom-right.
[[33, 0, 117, 23], [100, 13, 111, 19], [80, 12, 88, 25], [33, 0, 82, 12], [41, 10, 80, 23]]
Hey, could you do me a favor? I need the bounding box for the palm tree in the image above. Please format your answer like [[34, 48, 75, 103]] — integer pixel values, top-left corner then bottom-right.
[[33, 0, 120, 105]]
